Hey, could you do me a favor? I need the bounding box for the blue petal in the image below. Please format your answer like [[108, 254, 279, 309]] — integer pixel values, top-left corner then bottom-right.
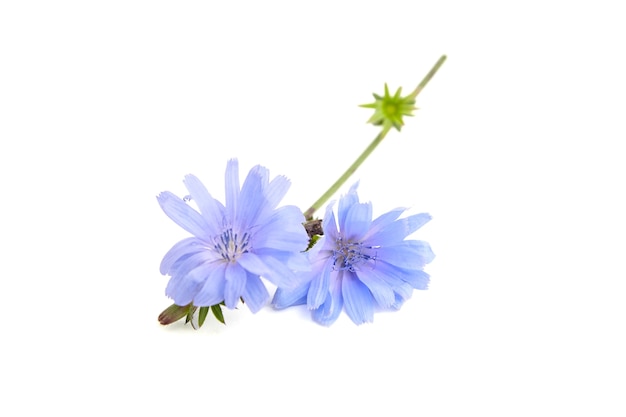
[[356, 270, 395, 308], [247, 248, 300, 288], [165, 259, 211, 305], [183, 174, 225, 236], [236, 165, 267, 229], [307, 258, 333, 309], [363, 261, 407, 288], [237, 252, 270, 276], [391, 283, 414, 309], [272, 283, 309, 309], [224, 262, 247, 308], [160, 237, 204, 275], [242, 169, 290, 226], [341, 272, 374, 324], [306, 235, 327, 258], [376, 261, 431, 289], [193, 263, 227, 306], [168, 253, 194, 276], [165, 274, 201, 306], [337, 183, 360, 232], [286, 247, 330, 286], [368, 207, 405, 235], [312, 272, 344, 326], [169, 251, 214, 281], [284, 251, 311, 273], [224, 159, 240, 221], [237, 249, 311, 280], [375, 240, 435, 269], [403, 213, 432, 234], [322, 204, 339, 240], [401, 269, 430, 290], [364, 213, 431, 246], [265, 175, 291, 210], [252, 206, 308, 251], [342, 202, 372, 240], [241, 273, 270, 313], [157, 191, 210, 239]]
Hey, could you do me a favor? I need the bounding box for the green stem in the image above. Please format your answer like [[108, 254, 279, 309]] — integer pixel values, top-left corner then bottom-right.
[[409, 55, 447, 99], [304, 125, 391, 220], [303, 54, 446, 220]]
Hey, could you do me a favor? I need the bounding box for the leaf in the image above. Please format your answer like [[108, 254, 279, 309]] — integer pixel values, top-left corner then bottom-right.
[[185, 306, 197, 324], [307, 234, 321, 250], [211, 304, 226, 325], [198, 306, 209, 328]]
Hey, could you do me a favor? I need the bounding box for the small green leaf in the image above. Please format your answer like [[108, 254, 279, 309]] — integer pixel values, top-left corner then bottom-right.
[[211, 304, 226, 325], [307, 234, 321, 250], [198, 306, 209, 328], [185, 306, 197, 324]]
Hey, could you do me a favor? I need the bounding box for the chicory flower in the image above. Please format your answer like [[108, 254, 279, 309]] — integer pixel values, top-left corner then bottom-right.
[[157, 159, 309, 313], [273, 184, 434, 325]]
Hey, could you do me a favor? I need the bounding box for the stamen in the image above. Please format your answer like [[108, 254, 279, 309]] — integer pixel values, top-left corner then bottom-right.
[[332, 237, 377, 272], [213, 228, 251, 262]]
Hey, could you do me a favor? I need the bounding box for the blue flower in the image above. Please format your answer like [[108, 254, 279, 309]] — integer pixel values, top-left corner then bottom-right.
[[157, 159, 309, 312], [273, 184, 434, 325]]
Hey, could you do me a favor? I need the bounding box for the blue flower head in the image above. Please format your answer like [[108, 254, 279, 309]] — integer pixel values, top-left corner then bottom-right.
[[157, 159, 309, 313], [273, 183, 434, 325]]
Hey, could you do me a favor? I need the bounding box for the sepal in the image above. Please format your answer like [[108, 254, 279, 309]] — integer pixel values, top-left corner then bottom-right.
[[360, 83, 418, 131]]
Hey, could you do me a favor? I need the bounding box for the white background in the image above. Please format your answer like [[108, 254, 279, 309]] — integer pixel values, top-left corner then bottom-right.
[[2, 1, 625, 415]]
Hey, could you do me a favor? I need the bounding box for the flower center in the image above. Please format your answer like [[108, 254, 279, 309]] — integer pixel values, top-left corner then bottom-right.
[[383, 103, 398, 117], [214, 228, 250, 262], [332, 237, 378, 272]]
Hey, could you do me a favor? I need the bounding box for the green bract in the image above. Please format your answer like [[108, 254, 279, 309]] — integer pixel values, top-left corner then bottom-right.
[[360, 83, 417, 131]]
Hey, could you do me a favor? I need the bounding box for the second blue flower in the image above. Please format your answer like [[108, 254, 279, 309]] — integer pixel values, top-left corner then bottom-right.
[[273, 183, 435, 325]]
